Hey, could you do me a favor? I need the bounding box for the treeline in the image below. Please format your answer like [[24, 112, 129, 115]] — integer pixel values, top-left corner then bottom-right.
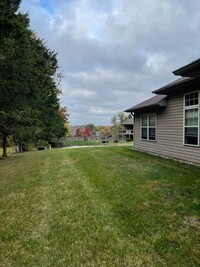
[[70, 124, 111, 139], [0, 0, 68, 157], [71, 112, 132, 138]]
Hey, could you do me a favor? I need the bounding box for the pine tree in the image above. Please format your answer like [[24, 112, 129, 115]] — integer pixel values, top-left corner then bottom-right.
[[0, 0, 68, 157]]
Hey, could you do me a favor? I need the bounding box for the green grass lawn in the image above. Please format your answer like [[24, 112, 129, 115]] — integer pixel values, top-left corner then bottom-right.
[[65, 140, 103, 146], [64, 140, 132, 147], [0, 146, 200, 266]]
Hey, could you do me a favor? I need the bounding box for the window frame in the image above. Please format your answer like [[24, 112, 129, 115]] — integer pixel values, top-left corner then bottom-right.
[[183, 91, 200, 147], [140, 113, 157, 141]]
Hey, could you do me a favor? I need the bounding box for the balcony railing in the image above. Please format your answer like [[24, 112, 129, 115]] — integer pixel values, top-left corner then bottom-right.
[[118, 130, 133, 134]]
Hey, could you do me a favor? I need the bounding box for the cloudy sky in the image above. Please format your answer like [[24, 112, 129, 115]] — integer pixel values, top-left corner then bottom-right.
[[20, 0, 200, 125]]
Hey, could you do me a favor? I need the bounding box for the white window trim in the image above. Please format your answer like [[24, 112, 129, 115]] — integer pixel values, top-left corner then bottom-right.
[[183, 91, 200, 147], [140, 113, 157, 141]]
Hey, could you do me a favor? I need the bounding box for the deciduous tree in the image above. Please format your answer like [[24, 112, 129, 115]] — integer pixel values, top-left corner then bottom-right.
[[111, 112, 130, 136]]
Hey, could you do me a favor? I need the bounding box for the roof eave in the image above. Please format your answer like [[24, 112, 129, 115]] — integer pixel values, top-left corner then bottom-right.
[[173, 58, 200, 76], [152, 77, 195, 94], [125, 102, 166, 113]]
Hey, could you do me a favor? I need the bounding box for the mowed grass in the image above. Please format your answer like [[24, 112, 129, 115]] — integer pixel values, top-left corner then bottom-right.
[[0, 146, 200, 266], [66, 140, 102, 146]]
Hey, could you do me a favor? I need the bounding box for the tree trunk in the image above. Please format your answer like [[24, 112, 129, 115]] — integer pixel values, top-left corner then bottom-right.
[[19, 142, 22, 153], [2, 135, 8, 157]]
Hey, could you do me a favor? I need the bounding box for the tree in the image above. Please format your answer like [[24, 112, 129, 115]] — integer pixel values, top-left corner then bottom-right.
[[111, 112, 130, 125], [85, 127, 92, 137], [111, 112, 130, 137], [75, 128, 83, 137], [83, 127, 92, 140], [12, 36, 68, 149], [0, 0, 32, 156], [100, 126, 112, 137], [0, 0, 68, 157], [85, 123, 95, 134]]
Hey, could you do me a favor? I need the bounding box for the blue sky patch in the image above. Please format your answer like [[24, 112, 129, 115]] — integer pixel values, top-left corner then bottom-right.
[[40, 0, 54, 14]]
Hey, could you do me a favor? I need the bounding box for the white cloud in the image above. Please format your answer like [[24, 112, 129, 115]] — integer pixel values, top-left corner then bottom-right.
[[90, 106, 117, 115], [70, 88, 97, 100], [20, 0, 200, 125]]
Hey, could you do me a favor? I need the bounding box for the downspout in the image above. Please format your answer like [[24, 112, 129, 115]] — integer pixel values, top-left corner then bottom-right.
[[131, 112, 134, 147]]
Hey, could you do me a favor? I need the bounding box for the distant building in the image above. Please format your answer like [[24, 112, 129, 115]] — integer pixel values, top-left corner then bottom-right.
[[118, 118, 134, 141]]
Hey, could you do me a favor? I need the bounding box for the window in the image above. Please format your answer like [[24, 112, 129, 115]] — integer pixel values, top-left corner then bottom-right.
[[126, 125, 133, 130], [141, 114, 156, 140], [184, 92, 199, 146]]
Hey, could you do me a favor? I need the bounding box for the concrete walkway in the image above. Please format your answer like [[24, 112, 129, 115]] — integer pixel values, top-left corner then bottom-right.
[[60, 145, 111, 149], [60, 143, 132, 149]]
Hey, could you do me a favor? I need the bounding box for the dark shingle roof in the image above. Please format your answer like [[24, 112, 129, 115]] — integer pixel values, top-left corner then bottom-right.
[[173, 58, 200, 76], [125, 94, 167, 112], [152, 77, 195, 94]]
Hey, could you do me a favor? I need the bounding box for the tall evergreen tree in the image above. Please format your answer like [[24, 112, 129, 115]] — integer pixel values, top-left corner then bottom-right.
[[0, 0, 31, 156], [0, 0, 68, 157]]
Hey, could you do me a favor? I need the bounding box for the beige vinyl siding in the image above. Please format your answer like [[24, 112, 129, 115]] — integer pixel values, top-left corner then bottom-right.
[[134, 94, 200, 165]]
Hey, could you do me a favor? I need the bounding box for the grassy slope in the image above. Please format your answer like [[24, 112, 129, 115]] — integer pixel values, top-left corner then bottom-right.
[[0, 146, 200, 266]]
